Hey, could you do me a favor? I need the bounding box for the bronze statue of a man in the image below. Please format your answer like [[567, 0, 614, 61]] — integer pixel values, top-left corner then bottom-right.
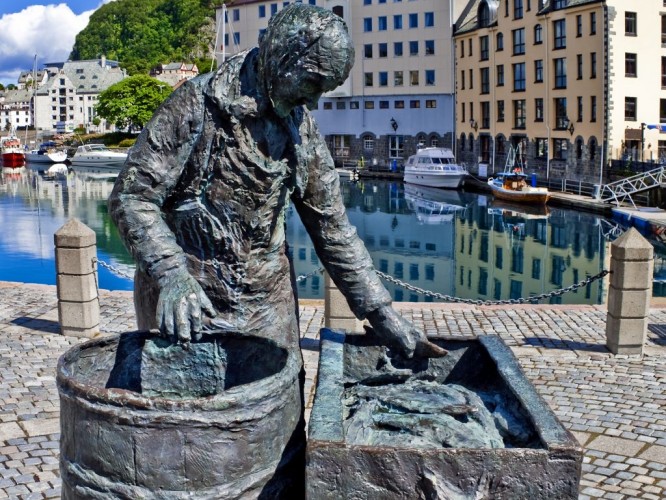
[[109, 4, 444, 359]]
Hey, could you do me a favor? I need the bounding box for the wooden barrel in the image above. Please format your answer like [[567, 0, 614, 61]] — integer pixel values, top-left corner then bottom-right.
[[57, 331, 304, 499]]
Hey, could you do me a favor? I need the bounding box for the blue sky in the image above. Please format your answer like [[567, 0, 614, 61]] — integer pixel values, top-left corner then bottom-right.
[[0, 1, 115, 86]]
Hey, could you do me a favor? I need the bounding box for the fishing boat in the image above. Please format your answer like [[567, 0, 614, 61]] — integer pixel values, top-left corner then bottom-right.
[[1, 134, 25, 167], [404, 147, 467, 189], [25, 141, 68, 164], [487, 146, 549, 204], [70, 144, 128, 168]]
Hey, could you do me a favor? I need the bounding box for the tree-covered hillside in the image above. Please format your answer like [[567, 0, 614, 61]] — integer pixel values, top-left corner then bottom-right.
[[70, 0, 222, 75]]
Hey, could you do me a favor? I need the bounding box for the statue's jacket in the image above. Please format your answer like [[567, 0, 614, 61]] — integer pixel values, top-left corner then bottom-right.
[[109, 49, 391, 351]]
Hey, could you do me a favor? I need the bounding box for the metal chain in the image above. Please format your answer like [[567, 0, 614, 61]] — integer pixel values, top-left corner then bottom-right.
[[296, 267, 325, 283], [94, 257, 135, 280], [376, 269, 611, 306]]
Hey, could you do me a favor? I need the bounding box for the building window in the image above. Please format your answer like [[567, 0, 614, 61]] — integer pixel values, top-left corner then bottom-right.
[[497, 32, 504, 51], [591, 96, 597, 122], [364, 100, 374, 109], [461, 70, 465, 89], [460, 40, 465, 58], [577, 96, 583, 122], [479, 2, 490, 27], [410, 100, 420, 108], [468, 38, 473, 56], [625, 97, 637, 121], [410, 71, 419, 85], [536, 138, 548, 158], [409, 40, 419, 55], [425, 70, 435, 85], [535, 59, 543, 82], [480, 36, 489, 60], [590, 12, 597, 34], [553, 138, 568, 160], [576, 15, 582, 37], [514, 100, 526, 129], [625, 12, 637, 36], [554, 58, 567, 88], [394, 71, 403, 86], [462, 103, 466, 123], [481, 68, 490, 94], [424, 12, 434, 27], [481, 101, 490, 128], [323, 102, 332, 110], [577, 54, 583, 79], [534, 24, 542, 44], [379, 43, 388, 57], [336, 101, 345, 110], [497, 64, 504, 86], [514, 0, 523, 19], [364, 18, 372, 31], [363, 135, 374, 150], [379, 71, 388, 86], [513, 63, 526, 91], [590, 52, 597, 78], [350, 101, 359, 109], [378, 16, 387, 30], [389, 135, 404, 158], [535, 98, 544, 121], [469, 68, 473, 89], [662, 15, 666, 44], [497, 100, 505, 122], [552, 0, 568, 9], [233, 9, 239, 21], [271, 3, 278, 15], [551, 21, 565, 51], [512, 28, 525, 55], [379, 100, 389, 109], [394, 14, 402, 30], [409, 13, 418, 28], [425, 40, 435, 55], [364, 44, 373, 58], [395, 100, 404, 109], [626, 53, 637, 77], [364, 72, 373, 86], [258, 5, 266, 17], [394, 42, 403, 56], [426, 100, 436, 108], [576, 138, 583, 159], [555, 97, 568, 128], [662, 57, 666, 87]]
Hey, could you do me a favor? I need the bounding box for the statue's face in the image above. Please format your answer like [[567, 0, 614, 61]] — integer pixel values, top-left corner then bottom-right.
[[271, 66, 339, 118]]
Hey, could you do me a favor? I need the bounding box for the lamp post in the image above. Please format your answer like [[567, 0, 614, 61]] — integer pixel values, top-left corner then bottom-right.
[[641, 122, 646, 162], [390, 117, 398, 132], [563, 117, 575, 136]]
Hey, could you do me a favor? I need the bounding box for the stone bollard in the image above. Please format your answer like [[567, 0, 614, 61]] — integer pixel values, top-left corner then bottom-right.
[[55, 219, 100, 338], [324, 272, 364, 332], [606, 228, 653, 355]]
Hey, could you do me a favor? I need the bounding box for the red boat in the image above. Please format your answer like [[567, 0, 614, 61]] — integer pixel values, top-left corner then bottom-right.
[[1, 136, 25, 167]]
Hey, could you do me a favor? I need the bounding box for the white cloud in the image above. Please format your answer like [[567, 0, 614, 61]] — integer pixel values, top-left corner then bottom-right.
[[0, 3, 99, 85]]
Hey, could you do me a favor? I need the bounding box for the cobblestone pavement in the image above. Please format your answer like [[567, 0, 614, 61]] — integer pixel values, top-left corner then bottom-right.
[[0, 281, 665, 499]]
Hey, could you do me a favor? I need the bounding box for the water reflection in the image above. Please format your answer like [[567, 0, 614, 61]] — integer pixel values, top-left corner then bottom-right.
[[1, 166, 664, 303]]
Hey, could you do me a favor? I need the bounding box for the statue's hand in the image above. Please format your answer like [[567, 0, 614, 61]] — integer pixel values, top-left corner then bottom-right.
[[365, 305, 447, 359], [156, 271, 216, 344]]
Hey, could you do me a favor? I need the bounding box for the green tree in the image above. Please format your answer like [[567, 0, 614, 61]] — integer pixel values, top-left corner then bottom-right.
[[96, 75, 173, 131]]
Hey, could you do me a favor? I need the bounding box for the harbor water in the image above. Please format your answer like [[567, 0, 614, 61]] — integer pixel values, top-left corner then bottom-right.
[[2, 163, 666, 304]]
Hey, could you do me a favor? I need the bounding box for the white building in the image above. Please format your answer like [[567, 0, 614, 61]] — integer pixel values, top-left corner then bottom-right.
[[34, 57, 126, 134], [0, 89, 32, 131], [216, 0, 467, 167]]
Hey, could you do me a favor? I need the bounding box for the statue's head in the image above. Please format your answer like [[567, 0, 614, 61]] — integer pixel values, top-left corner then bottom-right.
[[258, 4, 354, 118]]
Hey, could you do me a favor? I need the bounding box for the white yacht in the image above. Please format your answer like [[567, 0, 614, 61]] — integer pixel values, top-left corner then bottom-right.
[[70, 144, 128, 168], [403, 148, 467, 189], [25, 142, 68, 164]]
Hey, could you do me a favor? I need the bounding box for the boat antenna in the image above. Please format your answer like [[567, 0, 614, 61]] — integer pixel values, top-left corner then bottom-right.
[[26, 54, 37, 147], [211, 3, 226, 72]]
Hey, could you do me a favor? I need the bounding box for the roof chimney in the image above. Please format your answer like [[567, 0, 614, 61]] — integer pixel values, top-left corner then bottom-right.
[[101, 55, 106, 68]]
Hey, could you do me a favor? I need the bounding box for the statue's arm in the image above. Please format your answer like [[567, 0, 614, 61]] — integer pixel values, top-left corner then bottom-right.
[[108, 81, 214, 341], [292, 116, 445, 358]]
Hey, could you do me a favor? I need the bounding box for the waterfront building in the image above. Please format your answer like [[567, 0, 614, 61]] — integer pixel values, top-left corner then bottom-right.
[[454, 0, 666, 183], [149, 62, 199, 89], [33, 57, 126, 134], [216, 0, 467, 168], [0, 89, 33, 131]]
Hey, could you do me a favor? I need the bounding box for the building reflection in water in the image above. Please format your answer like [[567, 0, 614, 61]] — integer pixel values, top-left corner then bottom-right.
[[287, 180, 618, 304]]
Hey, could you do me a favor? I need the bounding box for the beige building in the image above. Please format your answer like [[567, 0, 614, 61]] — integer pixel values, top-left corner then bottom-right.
[[217, 0, 467, 167], [455, 0, 666, 184]]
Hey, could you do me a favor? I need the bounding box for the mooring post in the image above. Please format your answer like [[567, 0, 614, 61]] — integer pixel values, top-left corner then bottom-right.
[[55, 219, 100, 338], [324, 271, 363, 332], [606, 228, 653, 355]]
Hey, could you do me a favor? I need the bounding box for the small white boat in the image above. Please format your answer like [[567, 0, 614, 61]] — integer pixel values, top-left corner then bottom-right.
[[404, 184, 467, 224], [487, 146, 550, 204], [404, 148, 467, 189], [70, 144, 128, 167], [25, 142, 68, 164]]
